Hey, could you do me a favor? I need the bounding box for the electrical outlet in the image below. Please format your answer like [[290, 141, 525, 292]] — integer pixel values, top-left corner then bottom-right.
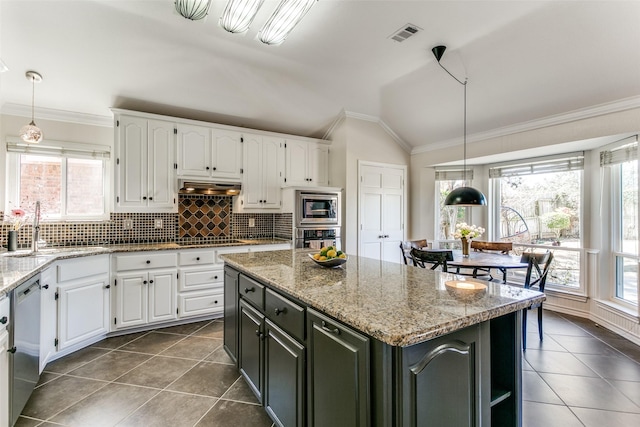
[[248, 218, 255, 227], [154, 219, 163, 229], [123, 219, 133, 230]]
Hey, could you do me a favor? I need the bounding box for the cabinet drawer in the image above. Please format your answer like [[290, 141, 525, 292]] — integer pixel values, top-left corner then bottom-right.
[[115, 252, 177, 272], [178, 289, 224, 318], [265, 288, 305, 341], [179, 249, 215, 266], [0, 295, 9, 329], [57, 254, 109, 282], [239, 274, 264, 310], [179, 267, 223, 292]]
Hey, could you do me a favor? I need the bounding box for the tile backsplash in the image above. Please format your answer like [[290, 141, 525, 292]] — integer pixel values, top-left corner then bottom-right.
[[1, 198, 292, 249]]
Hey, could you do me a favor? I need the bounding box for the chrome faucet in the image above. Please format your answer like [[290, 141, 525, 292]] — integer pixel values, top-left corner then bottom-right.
[[32, 201, 40, 252]]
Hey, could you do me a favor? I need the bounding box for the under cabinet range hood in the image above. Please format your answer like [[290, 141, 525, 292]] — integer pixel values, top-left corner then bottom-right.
[[178, 180, 242, 195]]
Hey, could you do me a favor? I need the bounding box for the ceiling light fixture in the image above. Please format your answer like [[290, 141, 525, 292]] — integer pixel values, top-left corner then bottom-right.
[[258, 0, 318, 45], [220, 0, 265, 34], [175, 0, 212, 21], [19, 71, 44, 144], [432, 45, 487, 206]]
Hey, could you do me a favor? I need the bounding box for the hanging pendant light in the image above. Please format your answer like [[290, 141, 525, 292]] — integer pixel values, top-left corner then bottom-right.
[[432, 45, 487, 206], [220, 0, 265, 34], [19, 71, 43, 144], [175, 0, 212, 21]]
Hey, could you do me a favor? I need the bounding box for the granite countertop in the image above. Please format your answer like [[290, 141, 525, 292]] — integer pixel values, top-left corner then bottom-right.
[[0, 239, 290, 298], [222, 249, 546, 347]]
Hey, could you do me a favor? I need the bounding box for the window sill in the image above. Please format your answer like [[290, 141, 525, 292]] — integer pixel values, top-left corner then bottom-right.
[[594, 299, 640, 323]]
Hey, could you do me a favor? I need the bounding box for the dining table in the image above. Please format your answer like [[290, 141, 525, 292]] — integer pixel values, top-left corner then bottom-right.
[[425, 249, 529, 283]]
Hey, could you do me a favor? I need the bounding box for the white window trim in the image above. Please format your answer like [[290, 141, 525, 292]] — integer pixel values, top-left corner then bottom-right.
[[5, 137, 111, 221]]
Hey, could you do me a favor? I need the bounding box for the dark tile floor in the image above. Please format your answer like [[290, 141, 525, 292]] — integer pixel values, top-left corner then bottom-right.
[[14, 311, 640, 426], [522, 310, 640, 426]]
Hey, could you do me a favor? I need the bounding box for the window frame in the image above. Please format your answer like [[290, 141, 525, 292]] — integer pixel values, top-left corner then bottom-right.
[[433, 168, 473, 247], [5, 137, 111, 221], [488, 153, 586, 294]]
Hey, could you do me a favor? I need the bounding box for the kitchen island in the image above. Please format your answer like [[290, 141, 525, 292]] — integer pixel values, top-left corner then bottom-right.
[[222, 249, 545, 427]]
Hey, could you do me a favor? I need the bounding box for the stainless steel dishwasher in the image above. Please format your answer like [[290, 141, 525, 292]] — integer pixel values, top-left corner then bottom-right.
[[9, 275, 41, 426]]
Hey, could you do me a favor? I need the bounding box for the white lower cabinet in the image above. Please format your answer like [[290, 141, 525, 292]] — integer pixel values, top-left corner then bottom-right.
[[114, 269, 177, 329], [0, 329, 8, 427], [113, 252, 178, 330], [40, 266, 57, 372], [178, 249, 223, 319], [0, 296, 9, 427], [56, 255, 110, 352]]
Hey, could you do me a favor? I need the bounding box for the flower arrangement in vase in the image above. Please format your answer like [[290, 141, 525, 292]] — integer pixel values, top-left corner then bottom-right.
[[4, 208, 28, 251], [453, 222, 485, 257]]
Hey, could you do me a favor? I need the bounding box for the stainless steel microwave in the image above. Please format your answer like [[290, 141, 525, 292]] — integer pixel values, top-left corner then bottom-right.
[[296, 191, 341, 227]]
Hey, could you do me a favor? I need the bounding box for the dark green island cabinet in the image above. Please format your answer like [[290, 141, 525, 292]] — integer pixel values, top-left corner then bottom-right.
[[222, 250, 544, 427]]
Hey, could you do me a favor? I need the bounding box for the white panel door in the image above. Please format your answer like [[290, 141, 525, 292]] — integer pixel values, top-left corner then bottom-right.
[[285, 139, 309, 186], [243, 134, 264, 208], [57, 278, 109, 350], [212, 130, 243, 181], [149, 269, 177, 323], [359, 163, 406, 262], [118, 116, 147, 208], [262, 136, 284, 209], [148, 120, 175, 210], [309, 143, 329, 186], [40, 266, 58, 371], [115, 272, 147, 329], [359, 166, 384, 260], [382, 168, 405, 263], [177, 124, 211, 177], [0, 329, 8, 427]]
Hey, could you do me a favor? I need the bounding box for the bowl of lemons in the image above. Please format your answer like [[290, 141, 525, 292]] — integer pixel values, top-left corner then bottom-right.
[[309, 246, 347, 268]]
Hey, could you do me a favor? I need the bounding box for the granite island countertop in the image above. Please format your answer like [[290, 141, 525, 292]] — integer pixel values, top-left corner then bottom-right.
[[0, 239, 290, 297], [222, 249, 546, 347]]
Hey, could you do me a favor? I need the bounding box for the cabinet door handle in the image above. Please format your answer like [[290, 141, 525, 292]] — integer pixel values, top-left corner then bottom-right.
[[149, 197, 153, 201], [378, 235, 383, 239], [255, 329, 260, 336], [0, 316, 7, 324], [146, 260, 151, 264], [244, 287, 255, 293], [213, 167, 217, 171], [214, 275, 218, 280], [149, 280, 154, 284], [143, 280, 148, 285], [42, 284, 49, 289], [274, 307, 286, 316], [206, 166, 210, 170], [8, 347, 16, 354], [105, 285, 111, 289], [214, 300, 218, 304], [143, 196, 147, 200], [321, 321, 340, 335], [196, 257, 200, 261]]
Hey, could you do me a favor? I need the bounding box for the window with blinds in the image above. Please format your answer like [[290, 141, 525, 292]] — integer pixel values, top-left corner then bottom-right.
[[489, 152, 584, 178], [5, 137, 110, 220]]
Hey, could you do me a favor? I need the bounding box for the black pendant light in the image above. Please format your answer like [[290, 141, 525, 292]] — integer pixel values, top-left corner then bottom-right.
[[432, 45, 487, 206]]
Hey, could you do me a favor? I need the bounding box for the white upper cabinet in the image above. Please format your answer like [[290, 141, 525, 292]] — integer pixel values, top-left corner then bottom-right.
[[115, 115, 176, 212], [177, 125, 243, 181], [241, 134, 284, 210], [284, 140, 329, 187]]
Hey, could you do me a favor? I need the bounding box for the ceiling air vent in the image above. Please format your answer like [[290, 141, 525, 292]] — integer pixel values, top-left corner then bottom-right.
[[389, 24, 422, 43]]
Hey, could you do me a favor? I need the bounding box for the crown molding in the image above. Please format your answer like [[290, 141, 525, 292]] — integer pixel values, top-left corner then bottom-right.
[[411, 95, 640, 155], [1, 103, 113, 127], [324, 109, 412, 153]]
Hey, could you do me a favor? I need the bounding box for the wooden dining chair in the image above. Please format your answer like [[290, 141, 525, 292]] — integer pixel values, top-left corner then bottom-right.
[[520, 251, 554, 350], [471, 240, 513, 254], [399, 239, 429, 265], [410, 248, 452, 272]]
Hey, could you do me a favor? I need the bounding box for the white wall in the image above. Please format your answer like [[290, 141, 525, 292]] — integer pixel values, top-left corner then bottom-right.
[[329, 116, 410, 254], [0, 114, 113, 210]]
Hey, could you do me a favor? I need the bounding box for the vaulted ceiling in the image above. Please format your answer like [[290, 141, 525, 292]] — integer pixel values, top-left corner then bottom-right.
[[1, 1, 639, 152]]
